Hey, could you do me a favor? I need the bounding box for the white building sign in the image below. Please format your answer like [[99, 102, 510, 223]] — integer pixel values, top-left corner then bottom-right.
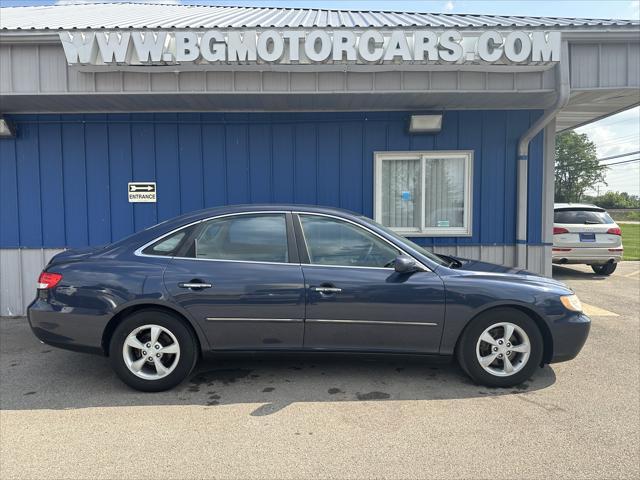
[[128, 182, 157, 203], [60, 29, 561, 67]]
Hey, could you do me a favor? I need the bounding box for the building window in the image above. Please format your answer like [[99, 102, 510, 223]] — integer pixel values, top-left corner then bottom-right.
[[374, 151, 473, 236]]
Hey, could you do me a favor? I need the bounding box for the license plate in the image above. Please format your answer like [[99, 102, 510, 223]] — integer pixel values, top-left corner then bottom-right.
[[579, 233, 596, 242]]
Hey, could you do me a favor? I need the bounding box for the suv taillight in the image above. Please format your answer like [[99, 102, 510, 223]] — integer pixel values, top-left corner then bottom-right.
[[607, 227, 621, 236], [38, 272, 62, 289], [553, 227, 569, 235]]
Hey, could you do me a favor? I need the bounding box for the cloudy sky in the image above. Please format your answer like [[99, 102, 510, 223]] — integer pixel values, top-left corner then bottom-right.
[[2, 0, 639, 195], [577, 107, 640, 196]]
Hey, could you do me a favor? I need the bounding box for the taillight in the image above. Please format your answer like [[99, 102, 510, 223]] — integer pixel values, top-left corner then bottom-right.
[[553, 227, 569, 235], [607, 227, 621, 236], [38, 272, 62, 289]]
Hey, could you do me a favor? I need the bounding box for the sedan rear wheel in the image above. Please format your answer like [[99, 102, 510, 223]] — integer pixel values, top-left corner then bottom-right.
[[110, 310, 198, 392], [122, 324, 181, 381], [457, 308, 543, 388]]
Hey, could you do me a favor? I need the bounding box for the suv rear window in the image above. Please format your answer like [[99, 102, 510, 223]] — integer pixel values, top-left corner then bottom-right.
[[554, 209, 614, 225]]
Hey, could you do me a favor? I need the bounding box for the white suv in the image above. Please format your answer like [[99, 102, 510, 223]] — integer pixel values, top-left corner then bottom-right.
[[553, 203, 623, 275]]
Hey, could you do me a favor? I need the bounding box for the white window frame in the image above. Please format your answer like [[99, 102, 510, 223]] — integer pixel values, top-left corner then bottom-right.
[[374, 150, 474, 237]]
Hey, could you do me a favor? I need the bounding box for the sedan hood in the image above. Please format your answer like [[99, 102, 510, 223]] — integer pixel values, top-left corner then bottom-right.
[[437, 255, 570, 290], [455, 257, 532, 275]]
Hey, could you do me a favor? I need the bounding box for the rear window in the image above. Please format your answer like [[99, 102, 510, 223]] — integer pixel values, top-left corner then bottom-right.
[[554, 209, 614, 225], [142, 226, 194, 256]]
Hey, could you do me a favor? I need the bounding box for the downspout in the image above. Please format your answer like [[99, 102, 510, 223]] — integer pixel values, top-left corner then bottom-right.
[[516, 40, 570, 269]]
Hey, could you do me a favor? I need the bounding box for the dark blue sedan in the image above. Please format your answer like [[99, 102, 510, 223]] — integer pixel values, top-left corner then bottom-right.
[[28, 205, 590, 391]]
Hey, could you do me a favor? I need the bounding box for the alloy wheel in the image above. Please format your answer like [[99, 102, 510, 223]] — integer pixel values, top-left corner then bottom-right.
[[475, 322, 531, 377], [122, 324, 181, 380]]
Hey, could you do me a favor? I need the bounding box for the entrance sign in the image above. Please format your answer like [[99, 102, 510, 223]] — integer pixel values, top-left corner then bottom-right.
[[60, 29, 561, 67], [128, 182, 156, 203]]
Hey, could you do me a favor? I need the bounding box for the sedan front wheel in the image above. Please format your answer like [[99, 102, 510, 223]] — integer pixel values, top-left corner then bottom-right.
[[457, 308, 544, 388]]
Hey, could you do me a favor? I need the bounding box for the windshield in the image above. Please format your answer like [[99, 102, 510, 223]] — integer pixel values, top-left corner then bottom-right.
[[360, 217, 449, 267], [554, 209, 614, 225]]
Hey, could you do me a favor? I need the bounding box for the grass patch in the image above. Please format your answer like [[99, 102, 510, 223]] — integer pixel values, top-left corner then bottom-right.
[[620, 223, 640, 261], [611, 210, 640, 222]]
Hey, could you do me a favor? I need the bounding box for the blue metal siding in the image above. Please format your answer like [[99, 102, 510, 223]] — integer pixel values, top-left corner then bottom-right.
[[0, 111, 544, 249]]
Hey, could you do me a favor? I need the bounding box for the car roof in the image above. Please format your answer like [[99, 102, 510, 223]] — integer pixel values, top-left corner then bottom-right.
[[554, 203, 604, 211], [182, 203, 361, 220]]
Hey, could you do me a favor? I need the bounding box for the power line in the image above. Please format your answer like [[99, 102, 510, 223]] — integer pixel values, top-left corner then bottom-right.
[[592, 134, 640, 145], [581, 116, 640, 129], [601, 158, 640, 166], [598, 150, 640, 162], [595, 139, 640, 148]]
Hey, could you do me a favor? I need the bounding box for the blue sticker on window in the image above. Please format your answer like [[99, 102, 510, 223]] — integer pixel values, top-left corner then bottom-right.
[[401, 191, 411, 201]]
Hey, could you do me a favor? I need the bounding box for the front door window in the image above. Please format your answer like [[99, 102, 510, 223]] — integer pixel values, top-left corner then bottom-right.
[[299, 215, 399, 268]]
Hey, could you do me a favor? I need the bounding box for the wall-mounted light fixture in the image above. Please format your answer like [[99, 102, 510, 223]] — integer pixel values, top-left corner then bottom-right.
[[408, 114, 442, 134], [0, 116, 16, 138]]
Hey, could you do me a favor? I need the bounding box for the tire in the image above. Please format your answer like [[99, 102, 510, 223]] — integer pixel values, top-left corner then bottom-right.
[[109, 309, 198, 392], [456, 308, 544, 388], [591, 263, 617, 275]]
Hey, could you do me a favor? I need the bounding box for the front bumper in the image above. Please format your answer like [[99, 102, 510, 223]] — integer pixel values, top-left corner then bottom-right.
[[549, 312, 591, 363]]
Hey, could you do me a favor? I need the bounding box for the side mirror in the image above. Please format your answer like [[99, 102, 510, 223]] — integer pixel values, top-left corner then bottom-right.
[[393, 255, 421, 274]]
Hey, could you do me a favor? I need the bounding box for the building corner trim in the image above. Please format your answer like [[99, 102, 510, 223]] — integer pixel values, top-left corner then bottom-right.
[[516, 39, 571, 269]]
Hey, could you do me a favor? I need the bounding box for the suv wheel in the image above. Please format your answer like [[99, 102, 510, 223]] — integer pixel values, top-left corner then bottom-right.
[[591, 263, 617, 276], [457, 308, 544, 388], [109, 310, 198, 392]]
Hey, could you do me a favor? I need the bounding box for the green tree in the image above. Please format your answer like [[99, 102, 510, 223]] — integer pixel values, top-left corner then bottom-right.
[[555, 131, 607, 202], [592, 191, 640, 209]]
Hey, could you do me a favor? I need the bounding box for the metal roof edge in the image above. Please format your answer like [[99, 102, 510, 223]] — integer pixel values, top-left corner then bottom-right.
[[1, 27, 639, 44], [0, 2, 638, 22], [1, 3, 638, 30]]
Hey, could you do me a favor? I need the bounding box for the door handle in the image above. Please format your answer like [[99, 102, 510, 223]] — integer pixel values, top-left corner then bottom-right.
[[312, 286, 342, 294], [178, 282, 213, 289]]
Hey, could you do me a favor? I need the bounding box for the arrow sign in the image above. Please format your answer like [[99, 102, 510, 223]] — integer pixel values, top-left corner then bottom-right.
[[128, 182, 157, 203], [129, 185, 154, 192]]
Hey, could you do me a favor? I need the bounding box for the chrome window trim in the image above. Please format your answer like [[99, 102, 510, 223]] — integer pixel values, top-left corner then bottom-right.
[[295, 211, 432, 272], [300, 263, 402, 271], [306, 319, 438, 326], [135, 209, 431, 272], [170, 256, 302, 267]]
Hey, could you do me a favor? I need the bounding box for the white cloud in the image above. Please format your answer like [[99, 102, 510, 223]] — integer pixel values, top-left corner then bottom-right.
[[576, 107, 640, 159], [444, 1, 454, 12], [630, 0, 640, 14]]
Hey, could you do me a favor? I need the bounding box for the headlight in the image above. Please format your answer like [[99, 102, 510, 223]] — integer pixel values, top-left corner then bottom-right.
[[560, 294, 583, 312]]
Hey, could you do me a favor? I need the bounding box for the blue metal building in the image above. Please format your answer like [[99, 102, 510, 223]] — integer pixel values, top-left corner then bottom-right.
[[1, 3, 639, 315]]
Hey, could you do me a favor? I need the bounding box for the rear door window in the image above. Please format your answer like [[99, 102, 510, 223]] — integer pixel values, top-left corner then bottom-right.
[[554, 209, 614, 225], [193, 214, 289, 263]]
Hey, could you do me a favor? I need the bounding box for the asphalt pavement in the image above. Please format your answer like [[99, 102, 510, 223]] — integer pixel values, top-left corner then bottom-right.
[[1, 262, 638, 479]]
